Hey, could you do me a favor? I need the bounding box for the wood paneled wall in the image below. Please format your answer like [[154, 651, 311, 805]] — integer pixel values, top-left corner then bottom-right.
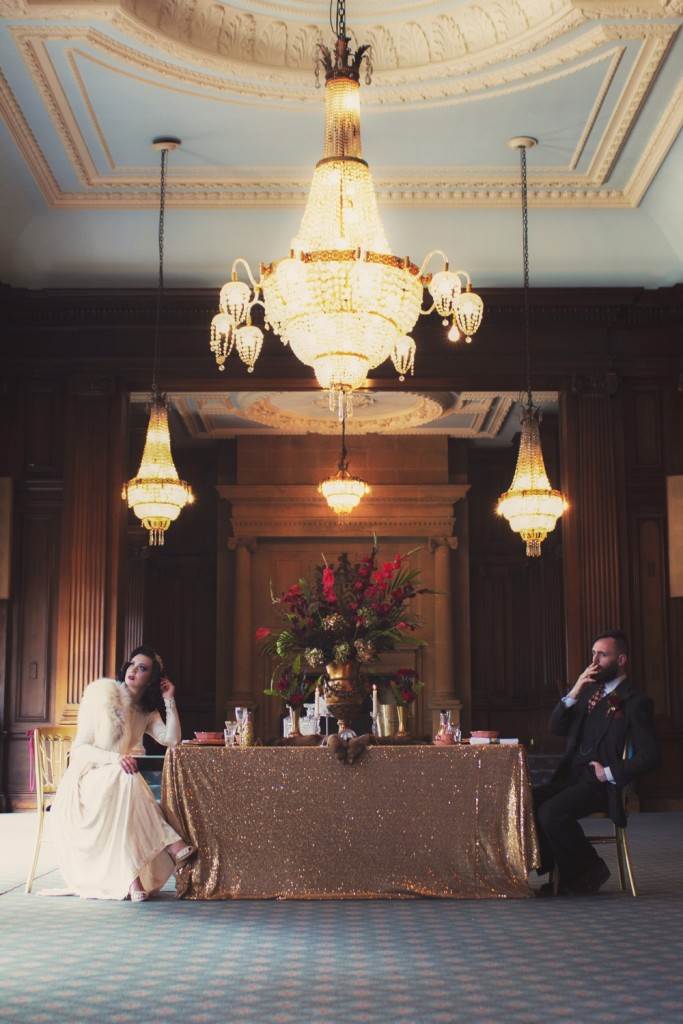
[[0, 284, 681, 808]]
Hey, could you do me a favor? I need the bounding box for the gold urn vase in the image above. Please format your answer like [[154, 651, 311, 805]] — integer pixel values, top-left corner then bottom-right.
[[324, 661, 365, 739]]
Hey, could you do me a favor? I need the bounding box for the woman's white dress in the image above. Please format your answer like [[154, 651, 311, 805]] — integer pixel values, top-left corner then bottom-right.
[[50, 678, 183, 900]]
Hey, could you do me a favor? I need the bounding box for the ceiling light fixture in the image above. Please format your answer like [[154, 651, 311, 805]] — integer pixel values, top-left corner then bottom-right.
[[210, 0, 483, 418], [319, 409, 370, 515], [122, 138, 194, 546], [496, 137, 568, 557]]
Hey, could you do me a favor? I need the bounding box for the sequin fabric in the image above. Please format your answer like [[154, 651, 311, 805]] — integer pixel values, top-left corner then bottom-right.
[[161, 745, 539, 900]]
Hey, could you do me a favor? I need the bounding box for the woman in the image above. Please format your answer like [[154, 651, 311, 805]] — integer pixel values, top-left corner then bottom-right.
[[50, 645, 194, 901]]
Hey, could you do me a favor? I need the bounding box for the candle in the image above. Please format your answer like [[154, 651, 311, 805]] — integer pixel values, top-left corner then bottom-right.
[[372, 683, 378, 720], [314, 686, 320, 719]]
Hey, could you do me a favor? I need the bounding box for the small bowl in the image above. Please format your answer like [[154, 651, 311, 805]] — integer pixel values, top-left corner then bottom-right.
[[194, 731, 224, 743], [470, 730, 500, 739]]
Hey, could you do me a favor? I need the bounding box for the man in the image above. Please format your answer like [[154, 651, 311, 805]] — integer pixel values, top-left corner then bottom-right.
[[534, 630, 658, 896]]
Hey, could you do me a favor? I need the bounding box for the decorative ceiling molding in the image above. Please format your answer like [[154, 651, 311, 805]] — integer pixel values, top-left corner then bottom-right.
[[136, 390, 558, 439], [2, 23, 678, 209], [218, 483, 469, 539]]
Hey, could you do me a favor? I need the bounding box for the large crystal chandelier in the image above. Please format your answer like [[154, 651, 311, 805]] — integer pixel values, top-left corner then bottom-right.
[[122, 139, 194, 545], [319, 410, 369, 515], [211, 1, 483, 417], [496, 137, 567, 557]]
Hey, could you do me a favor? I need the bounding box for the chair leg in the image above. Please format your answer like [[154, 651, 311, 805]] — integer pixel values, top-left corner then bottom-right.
[[25, 805, 45, 894], [617, 828, 637, 897], [614, 828, 627, 892]]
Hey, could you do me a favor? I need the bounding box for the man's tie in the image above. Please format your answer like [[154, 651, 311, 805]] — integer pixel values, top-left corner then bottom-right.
[[587, 682, 606, 713]]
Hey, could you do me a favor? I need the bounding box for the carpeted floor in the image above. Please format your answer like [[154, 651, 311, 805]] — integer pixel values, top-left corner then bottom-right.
[[1, 811, 682, 1024]]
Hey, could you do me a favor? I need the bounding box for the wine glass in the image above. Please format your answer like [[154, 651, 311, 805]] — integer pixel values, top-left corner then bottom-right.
[[224, 720, 238, 747]]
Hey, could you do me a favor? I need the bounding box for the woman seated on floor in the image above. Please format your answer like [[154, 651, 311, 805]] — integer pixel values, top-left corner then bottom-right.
[[50, 645, 194, 901]]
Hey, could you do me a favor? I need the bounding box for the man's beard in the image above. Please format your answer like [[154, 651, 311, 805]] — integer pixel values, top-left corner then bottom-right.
[[595, 659, 620, 683]]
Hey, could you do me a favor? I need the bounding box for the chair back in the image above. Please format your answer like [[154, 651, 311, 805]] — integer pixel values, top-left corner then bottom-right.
[[30, 726, 76, 807]]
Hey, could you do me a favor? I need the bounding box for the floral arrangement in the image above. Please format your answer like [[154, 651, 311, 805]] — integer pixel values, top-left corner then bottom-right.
[[263, 667, 316, 708], [389, 668, 423, 708], [256, 543, 427, 696]]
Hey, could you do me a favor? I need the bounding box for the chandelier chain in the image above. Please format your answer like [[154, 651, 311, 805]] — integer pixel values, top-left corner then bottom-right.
[[332, 0, 346, 39], [152, 146, 168, 396], [339, 409, 348, 471], [520, 145, 532, 411]]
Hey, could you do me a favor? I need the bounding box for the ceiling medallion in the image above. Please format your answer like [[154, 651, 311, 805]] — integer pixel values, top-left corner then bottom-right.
[[210, 0, 483, 418], [496, 137, 567, 558], [122, 138, 194, 546]]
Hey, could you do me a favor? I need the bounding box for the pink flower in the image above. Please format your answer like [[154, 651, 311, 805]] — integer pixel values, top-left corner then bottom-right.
[[255, 627, 271, 642]]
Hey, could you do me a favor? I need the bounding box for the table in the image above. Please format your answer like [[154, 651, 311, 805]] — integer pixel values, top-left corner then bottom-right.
[[161, 744, 539, 899]]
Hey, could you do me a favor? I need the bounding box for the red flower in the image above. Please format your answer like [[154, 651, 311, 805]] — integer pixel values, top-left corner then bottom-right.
[[322, 566, 337, 603], [396, 621, 409, 631], [288, 693, 305, 707], [401, 689, 416, 703], [255, 627, 272, 642]]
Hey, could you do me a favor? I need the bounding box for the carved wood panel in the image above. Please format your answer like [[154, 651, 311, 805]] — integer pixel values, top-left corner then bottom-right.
[[13, 502, 61, 723], [143, 554, 217, 741]]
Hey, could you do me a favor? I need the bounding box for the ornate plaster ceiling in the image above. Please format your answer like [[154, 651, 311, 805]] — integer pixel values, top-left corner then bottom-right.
[[130, 389, 558, 441], [0, 1, 681, 287]]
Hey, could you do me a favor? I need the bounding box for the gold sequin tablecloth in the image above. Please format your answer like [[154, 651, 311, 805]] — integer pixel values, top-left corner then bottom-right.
[[161, 745, 539, 900]]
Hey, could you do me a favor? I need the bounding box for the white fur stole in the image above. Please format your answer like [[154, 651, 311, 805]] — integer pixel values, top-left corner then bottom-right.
[[77, 677, 134, 754]]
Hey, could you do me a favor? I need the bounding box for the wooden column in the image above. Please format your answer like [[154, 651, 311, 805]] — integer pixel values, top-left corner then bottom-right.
[[429, 536, 461, 734], [228, 537, 255, 709], [560, 377, 628, 682], [55, 379, 127, 723], [452, 498, 472, 731], [122, 541, 147, 659]]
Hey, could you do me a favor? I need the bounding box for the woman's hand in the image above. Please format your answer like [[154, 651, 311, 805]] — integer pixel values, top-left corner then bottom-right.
[[160, 677, 176, 701], [120, 755, 139, 775]]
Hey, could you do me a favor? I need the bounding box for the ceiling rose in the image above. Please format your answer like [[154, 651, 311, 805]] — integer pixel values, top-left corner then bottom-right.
[[119, 0, 575, 103], [235, 391, 453, 433]]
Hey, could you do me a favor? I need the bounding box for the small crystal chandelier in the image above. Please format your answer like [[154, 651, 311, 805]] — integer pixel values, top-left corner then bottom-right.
[[496, 137, 568, 557], [319, 411, 369, 515], [122, 139, 194, 545], [211, 0, 483, 418]]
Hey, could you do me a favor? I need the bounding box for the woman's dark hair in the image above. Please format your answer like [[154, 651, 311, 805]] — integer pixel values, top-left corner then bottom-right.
[[117, 644, 164, 713]]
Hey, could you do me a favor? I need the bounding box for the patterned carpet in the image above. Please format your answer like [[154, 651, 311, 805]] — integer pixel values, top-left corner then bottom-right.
[[1, 812, 682, 1024]]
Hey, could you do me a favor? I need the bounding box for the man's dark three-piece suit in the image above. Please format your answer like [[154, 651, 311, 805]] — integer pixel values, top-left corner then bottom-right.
[[534, 678, 658, 886]]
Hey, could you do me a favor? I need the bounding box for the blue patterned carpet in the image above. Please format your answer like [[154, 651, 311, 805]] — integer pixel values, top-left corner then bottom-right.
[[1, 812, 682, 1024]]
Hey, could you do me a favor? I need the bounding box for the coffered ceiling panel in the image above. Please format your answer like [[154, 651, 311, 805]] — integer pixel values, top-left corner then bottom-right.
[[0, 1, 681, 288]]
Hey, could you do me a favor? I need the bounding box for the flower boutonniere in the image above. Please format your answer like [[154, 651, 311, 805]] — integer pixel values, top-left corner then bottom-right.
[[606, 693, 625, 719]]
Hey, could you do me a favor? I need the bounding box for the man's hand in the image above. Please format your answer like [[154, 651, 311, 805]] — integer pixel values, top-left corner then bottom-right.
[[589, 761, 608, 783], [120, 755, 139, 775], [160, 677, 176, 701], [567, 662, 600, 701]]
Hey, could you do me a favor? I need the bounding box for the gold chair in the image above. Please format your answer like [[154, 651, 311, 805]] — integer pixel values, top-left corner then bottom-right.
[[552, 743, 638, 897], [25, 725, 76, 894], [585, 786, 638, 897]]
